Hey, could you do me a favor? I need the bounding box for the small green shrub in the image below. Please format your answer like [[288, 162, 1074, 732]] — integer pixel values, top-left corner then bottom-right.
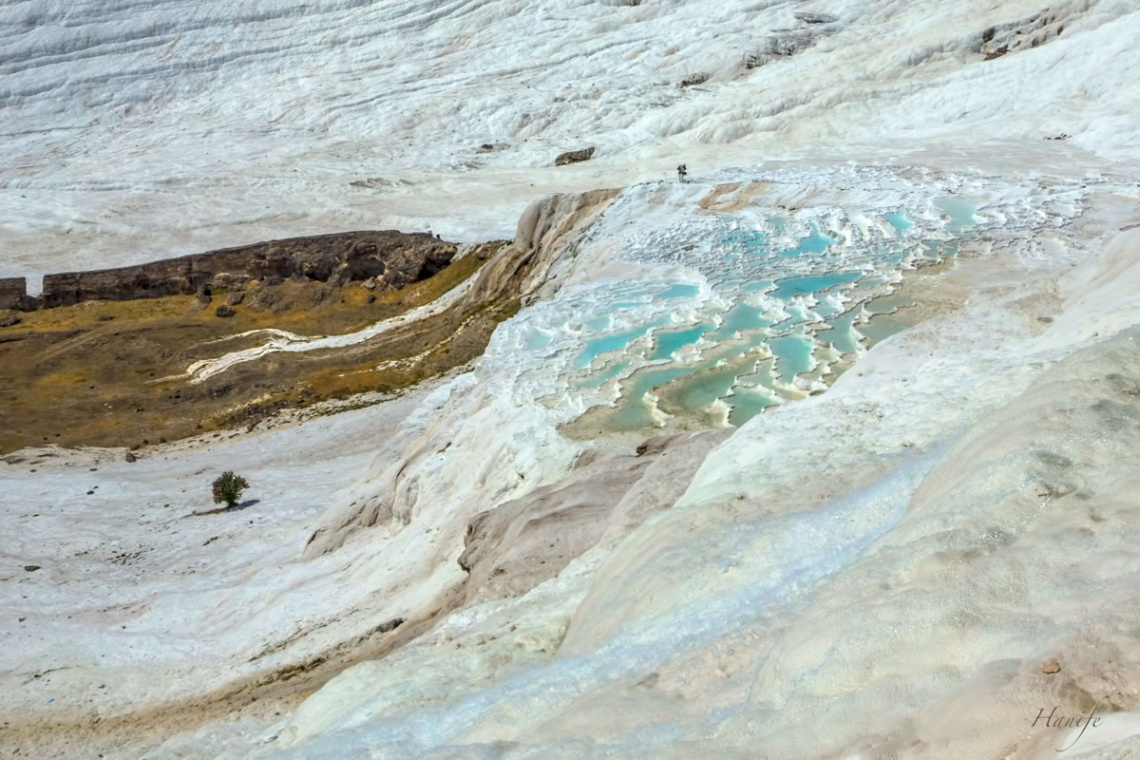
[[211, 471, 250, 509]]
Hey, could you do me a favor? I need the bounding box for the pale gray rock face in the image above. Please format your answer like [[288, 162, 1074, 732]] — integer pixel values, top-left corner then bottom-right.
[[456, 430, 731, 606], [5, 0, 1140, 757]]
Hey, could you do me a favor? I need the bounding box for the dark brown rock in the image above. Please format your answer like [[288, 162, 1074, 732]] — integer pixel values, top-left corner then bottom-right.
[[225, 290, 245, 306], [555, 147, 596, 166], [0, 278, 26, 310], [24, 565, 41, 572], [679, 73, 709, 88], [215, 305, 236, 318], [33, 231, 457, 309], [0, 312, 19, 327], [125, 451, 137, 463]]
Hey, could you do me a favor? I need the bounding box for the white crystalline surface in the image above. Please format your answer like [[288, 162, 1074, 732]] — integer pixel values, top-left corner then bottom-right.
[[490, 168, 1094, 431], [5, 0, 1140, 759], [2, 0, 1138, 275]]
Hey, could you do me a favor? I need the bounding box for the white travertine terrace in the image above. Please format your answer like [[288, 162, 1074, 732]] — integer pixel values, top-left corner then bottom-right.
[[4, 0, 1140, 758]]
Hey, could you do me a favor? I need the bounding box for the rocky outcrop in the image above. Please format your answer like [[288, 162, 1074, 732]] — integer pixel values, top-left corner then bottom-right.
[[976, 8, 1069, 61], [301, 188, 622, 561], [0, 277, 26, 310], [794, 12, 838, 24], [457, 187, 621, 311], [554, 147, 596, 166], [30, 231, 455, 309], [456, 431, 730, 606]]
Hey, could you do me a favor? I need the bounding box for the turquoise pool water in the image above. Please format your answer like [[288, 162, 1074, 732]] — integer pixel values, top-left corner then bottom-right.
[[656, 283, 701, 300], [668, 366, 739, 411], [609, 366, 701, 429], [564, 195, 982, 432], [650, 323, 714, 360], [815, 309, 862, 355], [742, 280, 775, 293], [779, 227, 836, 258], [769, 335, 814, 382], [719, 229, 767, 249], [525, 329, 554, 349], [934, 196, 978, 232], [580, 360, 632, 389], [708, 302, 772, 340], [770, 271, 861, 300], [575, 317, 669, 369], [726, 387, 776, 426], [884, 212, 913, 232]]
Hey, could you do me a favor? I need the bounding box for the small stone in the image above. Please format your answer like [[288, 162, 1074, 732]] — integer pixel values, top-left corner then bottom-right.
[[554, 146, 596, 166], [1042, 658, 1061, 675], [0, 313, 21, 327], [125, 452, 137, 463], [366, 294, 376, 304], [24, 565, 40, 572], [362, 277, 376, 290], [215, 305, 236, 318], [98, 314, 115, 321], [1036, 482, 1072, 498], [86, 490, 94, 495], [225, 291, 245, 306]]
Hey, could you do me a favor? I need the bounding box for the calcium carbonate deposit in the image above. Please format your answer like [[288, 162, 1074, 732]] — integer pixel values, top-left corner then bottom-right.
[[4, 0, 1140, 758]]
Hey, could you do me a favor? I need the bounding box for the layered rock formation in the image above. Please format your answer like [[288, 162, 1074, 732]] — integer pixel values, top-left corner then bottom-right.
[[554, 147, 596, 166], [15, 231, 455, 310], [301, 188, 621, 559], [0, 277, 26, 310]]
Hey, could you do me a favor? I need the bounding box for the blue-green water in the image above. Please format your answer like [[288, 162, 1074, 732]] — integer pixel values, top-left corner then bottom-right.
[[726, 387, 776, 426], [770, 271, 861, 300], [769, 335, 814, 382], [650, 323, 713, 360], [580, 360, 632, 389], [656, 283, 701, 300], [668, 366, 739, 411], [934, 196, 978, 232], [720, 229, 767, 249], [567, 198, 976, 432], [708, 302, 772, 340], [525, 329, 554, 348], [884, 212, 914, 231], [779, 227, 836, 258], [815, 309, 863, 355], [575, 317, 669, 369], [609, 366, 700, 429], [742, 280, 774, 293]]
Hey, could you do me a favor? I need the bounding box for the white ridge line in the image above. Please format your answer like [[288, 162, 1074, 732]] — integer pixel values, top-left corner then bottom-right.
[[153, 278, 477, 386]]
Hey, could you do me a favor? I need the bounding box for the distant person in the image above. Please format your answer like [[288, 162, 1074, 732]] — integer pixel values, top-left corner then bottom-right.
[[677, 164, 688, 183]]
